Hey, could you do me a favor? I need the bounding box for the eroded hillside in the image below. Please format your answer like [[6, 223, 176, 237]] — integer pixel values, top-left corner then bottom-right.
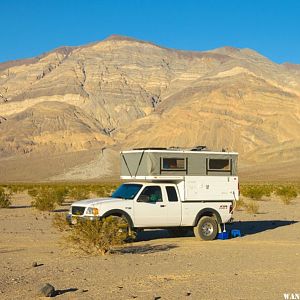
[[0, 35, 300, 181]]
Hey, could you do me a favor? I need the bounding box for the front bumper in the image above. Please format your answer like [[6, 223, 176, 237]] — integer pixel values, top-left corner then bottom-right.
[[66, 214, 99, 225]]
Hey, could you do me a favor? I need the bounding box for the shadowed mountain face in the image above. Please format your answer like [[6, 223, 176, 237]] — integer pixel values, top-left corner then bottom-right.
[[0, 35, 300, 181]]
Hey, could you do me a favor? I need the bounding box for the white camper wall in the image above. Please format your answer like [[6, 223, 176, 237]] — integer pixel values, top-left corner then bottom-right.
[[184, 176, 239, 201]]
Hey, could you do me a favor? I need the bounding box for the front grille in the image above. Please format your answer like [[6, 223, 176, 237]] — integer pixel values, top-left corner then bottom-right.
[[72, 206, 85, 216]]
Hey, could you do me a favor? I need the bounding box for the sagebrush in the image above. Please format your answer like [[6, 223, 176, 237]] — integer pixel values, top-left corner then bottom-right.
[[275, 186, 297, 205], [0, 187, 11, 208], [68, 187, 90, 201], [245, 201, 260, 214], [53, 214, 128, 255], [240, 184, 273, 200], [235, 198, 246, 211], [24, 182, 120, 211], [31, 187, 68, 211]]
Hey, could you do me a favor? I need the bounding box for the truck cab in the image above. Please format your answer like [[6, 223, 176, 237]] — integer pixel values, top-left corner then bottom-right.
[[69, 182, 181, 226]]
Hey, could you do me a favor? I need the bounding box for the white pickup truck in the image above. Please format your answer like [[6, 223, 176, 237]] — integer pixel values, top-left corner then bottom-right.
[[68, 148, 239, 240], [68, 178, 238, 240]]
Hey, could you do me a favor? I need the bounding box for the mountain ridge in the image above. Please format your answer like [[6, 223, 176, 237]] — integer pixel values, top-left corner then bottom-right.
[[0, 35, 299, 182]]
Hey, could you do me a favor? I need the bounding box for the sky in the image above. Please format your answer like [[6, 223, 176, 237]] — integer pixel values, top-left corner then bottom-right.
[[1, 0, 300, 64]]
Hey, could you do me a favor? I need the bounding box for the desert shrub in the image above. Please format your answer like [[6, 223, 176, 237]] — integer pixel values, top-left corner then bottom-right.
[[28, 188, 39, 198], [15, 183, 120, 202], [31, 188, 57, 211], [245, 201, 259, 214], [0, 187, 11, 208], [6, 184, 28, 194], [94, 187, 107, 197], [31, 186, 69, 211], [275, 186, 297, 205], [295, 184, 300, 194], [84, 183, 119, 198], [52, 186, 68, 205], [68, 187, 90, 201], [53, 213, 71, 232], [235, 198, 246, 211], [93, 184, 118, 197], [70, 217, 128, 254], [240, 185, 272, 200], [53, 215, 128, 255]]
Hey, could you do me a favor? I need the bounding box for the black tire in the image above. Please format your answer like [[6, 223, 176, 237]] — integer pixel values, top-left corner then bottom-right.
[[193, 216, 218, 241], [167, 228, 190, 238], [110, 215, 136, 242]]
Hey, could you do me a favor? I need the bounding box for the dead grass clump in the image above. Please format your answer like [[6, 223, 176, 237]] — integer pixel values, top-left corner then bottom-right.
[[0, 187, 11, 208], [245, 201, 259, 214], [53, 214, 127, 255], [275, 186, 298, 205]]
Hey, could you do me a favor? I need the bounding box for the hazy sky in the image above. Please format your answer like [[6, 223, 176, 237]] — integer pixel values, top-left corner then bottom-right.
[[1, 0, 299, 64]]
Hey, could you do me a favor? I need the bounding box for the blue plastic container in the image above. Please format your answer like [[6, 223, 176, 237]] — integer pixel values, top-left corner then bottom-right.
[[231, 229, 242, 238], [217, 232, 229, 240]]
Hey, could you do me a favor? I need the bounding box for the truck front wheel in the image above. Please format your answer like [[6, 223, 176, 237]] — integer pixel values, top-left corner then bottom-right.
[[109, 215, 136, 242], [193, 216, 218, 241]]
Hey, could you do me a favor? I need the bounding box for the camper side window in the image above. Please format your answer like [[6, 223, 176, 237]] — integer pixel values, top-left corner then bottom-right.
[[208, 159, 231, 171], [162, 158, 185, 170]]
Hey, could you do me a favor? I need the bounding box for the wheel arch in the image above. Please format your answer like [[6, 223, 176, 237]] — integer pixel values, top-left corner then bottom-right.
[[102, 209, 134, 228], [193, 208, 222, 226]]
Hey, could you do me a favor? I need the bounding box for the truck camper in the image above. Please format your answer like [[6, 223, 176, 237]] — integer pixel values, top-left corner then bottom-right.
[[68, 147, 239, 240]]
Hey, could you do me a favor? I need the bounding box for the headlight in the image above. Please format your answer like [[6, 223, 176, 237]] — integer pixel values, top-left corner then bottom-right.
[[85, 207, 99, 215]]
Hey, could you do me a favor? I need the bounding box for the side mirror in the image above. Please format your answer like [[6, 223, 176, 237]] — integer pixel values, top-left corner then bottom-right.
[[137, 195, 150, 202]]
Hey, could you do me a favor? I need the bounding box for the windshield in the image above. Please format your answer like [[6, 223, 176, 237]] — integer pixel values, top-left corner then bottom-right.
[[111, 184, 142, 200]]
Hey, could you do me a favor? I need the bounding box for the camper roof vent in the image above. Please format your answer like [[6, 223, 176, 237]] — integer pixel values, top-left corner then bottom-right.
[[190, 145, 207, 151]]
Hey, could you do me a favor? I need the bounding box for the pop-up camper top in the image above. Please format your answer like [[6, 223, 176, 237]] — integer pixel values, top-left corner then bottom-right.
[[120, 147, 238, 180]]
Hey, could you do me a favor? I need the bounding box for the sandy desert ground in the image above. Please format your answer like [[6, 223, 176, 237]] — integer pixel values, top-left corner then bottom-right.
[[1, 192, 300, 300]]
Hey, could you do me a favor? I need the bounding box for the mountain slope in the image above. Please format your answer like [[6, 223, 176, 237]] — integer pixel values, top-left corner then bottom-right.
[[0, 35, 299, 181]]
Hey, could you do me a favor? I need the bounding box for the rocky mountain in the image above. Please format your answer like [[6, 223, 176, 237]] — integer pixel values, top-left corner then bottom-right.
[[0, 35, 299, 181]]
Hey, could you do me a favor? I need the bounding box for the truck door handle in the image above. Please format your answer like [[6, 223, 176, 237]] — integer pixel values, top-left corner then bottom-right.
[[160, 205, 166, 207]]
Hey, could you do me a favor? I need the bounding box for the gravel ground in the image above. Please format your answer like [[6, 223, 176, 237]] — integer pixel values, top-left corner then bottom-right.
[[0, 193, 300, 300]]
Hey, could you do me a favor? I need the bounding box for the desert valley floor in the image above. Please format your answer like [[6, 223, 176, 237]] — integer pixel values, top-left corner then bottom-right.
[[1, 193, 300, 300]]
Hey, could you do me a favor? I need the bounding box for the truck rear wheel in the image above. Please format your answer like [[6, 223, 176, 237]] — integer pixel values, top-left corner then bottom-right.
[[193, 216, 218, 241]]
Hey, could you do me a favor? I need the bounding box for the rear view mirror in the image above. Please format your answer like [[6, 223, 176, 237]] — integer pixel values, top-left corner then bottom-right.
[[137, 195, 150, 202]]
